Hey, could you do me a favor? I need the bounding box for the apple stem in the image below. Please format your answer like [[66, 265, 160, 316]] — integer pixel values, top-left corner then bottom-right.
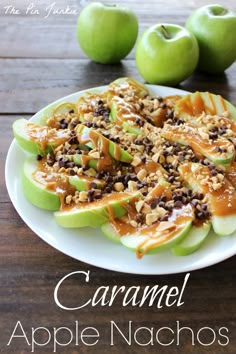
[[161, 25, 171, 40]]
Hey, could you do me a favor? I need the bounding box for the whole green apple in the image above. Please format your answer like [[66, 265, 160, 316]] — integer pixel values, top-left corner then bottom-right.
[[135, 24, 199, 86], [76, 2, 138, 64], [186, 4, 236, 73]]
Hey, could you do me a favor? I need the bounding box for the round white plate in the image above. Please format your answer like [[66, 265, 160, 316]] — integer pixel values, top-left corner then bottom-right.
[[5, 85, 236, 274]]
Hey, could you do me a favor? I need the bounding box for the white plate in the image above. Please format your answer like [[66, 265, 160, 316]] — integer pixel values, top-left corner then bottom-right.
[[5, 85, 236, 274]]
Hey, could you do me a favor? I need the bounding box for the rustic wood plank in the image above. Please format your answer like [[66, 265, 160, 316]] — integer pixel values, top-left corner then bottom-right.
[[0, 0, 235, 59], [0, 58, 235, 114]]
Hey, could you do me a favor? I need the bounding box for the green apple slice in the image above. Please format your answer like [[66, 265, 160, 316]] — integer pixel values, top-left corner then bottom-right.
[[179, 162, 236, 236], [108, 77, 149, 102], [171, 222, 211, 256], [13, 118, 70, 155], [175, 91, 236, 121], [72, 154, 99, 170], [69, 175, 104, 191], [54, 192, 139, 228], [121, 216, 192, 256], [77, 125, 133, 163], [22, 157, 61, 211], [101, 222, 121, 243], [161, 123, 234, 165]]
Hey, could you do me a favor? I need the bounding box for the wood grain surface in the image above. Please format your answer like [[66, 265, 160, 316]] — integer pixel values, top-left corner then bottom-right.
[[0, 1, 235, 353]]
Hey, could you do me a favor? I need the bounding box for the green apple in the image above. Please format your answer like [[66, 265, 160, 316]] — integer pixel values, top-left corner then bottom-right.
[[135, 24, 199, 86], [22, 157, 61, 211], [101, 222, 121, 243], [77, 125, 133, 163], [186, 4, 236, 73], [121, 218, 192, 255], [76, 2, 138, 64], [108, 77, 149, 99], [179, 162, 236, 236], [54, 192, 139, 228], [13, 118, 70, 155], [175, 91, 236, 122], [172, 223, 211, 256], [69, 175, 104, 191], [161, 123, 235, 165]]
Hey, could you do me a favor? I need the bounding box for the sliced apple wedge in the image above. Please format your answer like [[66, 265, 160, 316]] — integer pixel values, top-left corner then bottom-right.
[[171, 222, 211, 256], [175, 91, 236, 121], [161, 123, 235, 165], [69, 175, 104, 191], [107, 77, 149, 104], [77, 125, 133, 163], [121, 217, 192, 258], [179, 162, 236, 236], [54, 192, 140, 228], [101, 222, 122, 243], [22, 157, 61, 211], [13, 118, 70, 155]]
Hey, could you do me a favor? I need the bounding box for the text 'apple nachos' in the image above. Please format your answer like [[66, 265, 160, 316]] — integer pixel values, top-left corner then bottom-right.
[[13, 78, 236, 258]]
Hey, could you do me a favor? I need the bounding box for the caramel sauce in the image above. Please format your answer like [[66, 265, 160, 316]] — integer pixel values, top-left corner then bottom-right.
[[61, 192, 134, 212], [77, 127, 119, 170], [112, 97, 140, 125], [181, 164, 236, 217], [162, 124, 233, 158], [176, 91, 229, 118], [164, 95, 182, 108], [27, 123, 70, 151], [33, 159, 75, 207]]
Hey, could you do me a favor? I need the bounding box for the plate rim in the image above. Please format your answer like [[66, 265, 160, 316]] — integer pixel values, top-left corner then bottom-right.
[[5, 84, 236, 275]]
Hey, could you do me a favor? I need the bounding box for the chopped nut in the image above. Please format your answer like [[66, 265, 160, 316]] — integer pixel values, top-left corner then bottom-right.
[[137, 169, 147, 181], [135, 200, 145, 213], [65, 195, 72, 204], [130, 220, 138, 228], [79, 191, 88, 202], [89, 151, 100, 159], [127, 180, 137, 192], [85, 168, 96, 177], [114, 182, 124, 192], [146, 213, 158, 225], [157, 221, 176, 232], [131, 155, 142, 167]]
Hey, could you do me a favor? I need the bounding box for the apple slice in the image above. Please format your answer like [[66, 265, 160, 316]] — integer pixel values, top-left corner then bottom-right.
[[77, 125, 133, 163], [101, 222, 121, 243], [171, 222, 211, 256], [54, 192, 139, 228], [161, 123, 235, 165], [179, 162, 236, 235], [120, 207, 193, 257], [22, 157, 61, 211], [13, 118, 71, 155], [175, 91, 236, 121], [69, 175, 104, 191], [107, 77, 149, 104]]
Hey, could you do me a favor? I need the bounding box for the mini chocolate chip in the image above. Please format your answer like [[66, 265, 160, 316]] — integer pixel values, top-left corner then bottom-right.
[[168, 175, 175, 183], [90, 182, 97, 189], [36, 154, 43, 161], [174, 201, 182, 208], [69, 169, 76, 176], [150, 201, 158, 209]]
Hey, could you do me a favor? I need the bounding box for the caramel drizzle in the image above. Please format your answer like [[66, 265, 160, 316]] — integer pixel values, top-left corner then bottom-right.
[[27, 123, 70, 151]]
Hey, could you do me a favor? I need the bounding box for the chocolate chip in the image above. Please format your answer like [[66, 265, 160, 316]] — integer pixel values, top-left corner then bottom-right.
[[69, 169, 76, 176], [90, 182, 97, 189], [36, 154, 43, 161]]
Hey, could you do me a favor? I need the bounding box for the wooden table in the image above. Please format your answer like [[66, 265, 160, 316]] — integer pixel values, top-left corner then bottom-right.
[[0, 1, 235, 353]]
